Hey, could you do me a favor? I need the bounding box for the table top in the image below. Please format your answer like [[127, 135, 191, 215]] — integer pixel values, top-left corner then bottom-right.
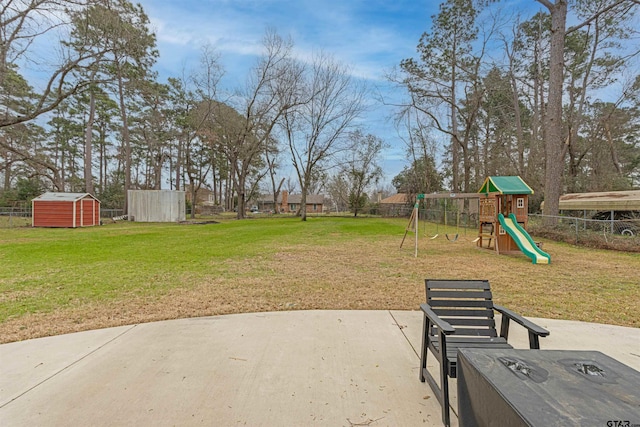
[[457, 349, 640, 426]]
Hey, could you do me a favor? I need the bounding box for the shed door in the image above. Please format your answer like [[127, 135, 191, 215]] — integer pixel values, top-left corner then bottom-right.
[[80, 199, 97, 226]]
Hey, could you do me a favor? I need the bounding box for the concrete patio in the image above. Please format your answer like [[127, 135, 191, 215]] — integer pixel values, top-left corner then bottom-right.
[[1, 310, 639, 426]]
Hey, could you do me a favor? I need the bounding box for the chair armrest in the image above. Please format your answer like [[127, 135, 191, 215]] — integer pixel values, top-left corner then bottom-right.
[[420, 303, 455, 335], [494, 304, 550, 337]]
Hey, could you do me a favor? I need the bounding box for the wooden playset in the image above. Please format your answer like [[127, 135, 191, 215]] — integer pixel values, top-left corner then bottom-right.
[[399, 176, 549, 263], [477, 176, 550, 264]]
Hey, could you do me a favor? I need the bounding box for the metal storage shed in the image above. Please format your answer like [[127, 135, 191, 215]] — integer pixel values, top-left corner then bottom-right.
[[540, 190, 640, 212], [32, 192, 101, 228], [557, 190, 640, 211], [127, 190, 186, 222]]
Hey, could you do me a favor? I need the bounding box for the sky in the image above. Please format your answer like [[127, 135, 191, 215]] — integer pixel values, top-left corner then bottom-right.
[[134, 0, 445, 188], [16, 0, 570, 190]]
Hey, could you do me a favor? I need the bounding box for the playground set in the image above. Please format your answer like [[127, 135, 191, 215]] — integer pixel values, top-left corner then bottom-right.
[[402, 176, 550, 264], [477, 176, 550, 264]]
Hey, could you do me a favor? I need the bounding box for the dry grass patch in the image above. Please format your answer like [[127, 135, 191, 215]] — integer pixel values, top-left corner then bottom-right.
[[1, 219, 638, 343]]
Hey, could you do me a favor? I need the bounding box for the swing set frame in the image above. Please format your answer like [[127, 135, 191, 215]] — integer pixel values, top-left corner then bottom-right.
[[400, 192, 480, 256], [443, 198, 460, 242]]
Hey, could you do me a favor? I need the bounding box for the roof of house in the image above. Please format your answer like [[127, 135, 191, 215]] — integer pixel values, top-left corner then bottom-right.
[[258, 193, 325, 204], [129, 190, 185, 194], [287, 194, 325, 204], [421, 192, 480, 199], [557, 190, 640, 211], [478, 176, 533, 195], [380, 194, 410, 204], [32, 192, 100, 202]]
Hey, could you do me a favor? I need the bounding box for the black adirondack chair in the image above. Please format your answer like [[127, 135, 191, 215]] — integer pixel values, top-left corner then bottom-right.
[[419, 279, 550, 427]]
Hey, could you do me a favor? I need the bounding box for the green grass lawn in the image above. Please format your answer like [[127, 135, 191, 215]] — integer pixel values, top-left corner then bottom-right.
[[1, 216, 638, 342], [0, 217, 399, 319]]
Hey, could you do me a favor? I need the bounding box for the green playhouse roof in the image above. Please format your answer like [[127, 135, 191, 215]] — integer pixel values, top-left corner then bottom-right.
[[478, 176, 534, 195]]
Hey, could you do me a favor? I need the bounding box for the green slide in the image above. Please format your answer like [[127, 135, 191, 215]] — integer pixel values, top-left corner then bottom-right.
[[498, 213, 551, 264]]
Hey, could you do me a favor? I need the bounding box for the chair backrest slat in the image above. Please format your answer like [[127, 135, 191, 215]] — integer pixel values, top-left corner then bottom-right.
[[443, 328, 497, 337], [430, 300, 493, 308], [444, 318, 496, 327], [433, 308, 494, 317], [428, 290, 493, 299], [426, 279, 490, 290], [426, 279, 498, 338]]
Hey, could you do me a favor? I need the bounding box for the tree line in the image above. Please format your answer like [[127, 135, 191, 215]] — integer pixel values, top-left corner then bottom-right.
[[1, 0, 639, 221], [1, 0, 385, 219], [394, 0, 640, 214]]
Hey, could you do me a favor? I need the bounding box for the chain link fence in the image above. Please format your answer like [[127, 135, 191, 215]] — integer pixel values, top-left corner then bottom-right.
[[376, 204, 479, 228], [0, 208, 126, 228], [0, 207, 31, 228], [4, 203, 639, 252], [420, 208, 479, 229], [528, 214, 639, 252], [377, 204, 639, 252]]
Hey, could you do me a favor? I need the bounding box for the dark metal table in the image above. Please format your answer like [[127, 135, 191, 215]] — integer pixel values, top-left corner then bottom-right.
[[457, 349, 640, 427]]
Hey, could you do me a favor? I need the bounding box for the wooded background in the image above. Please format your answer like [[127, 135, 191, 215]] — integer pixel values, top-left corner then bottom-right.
[[1, 0, 639, 219]]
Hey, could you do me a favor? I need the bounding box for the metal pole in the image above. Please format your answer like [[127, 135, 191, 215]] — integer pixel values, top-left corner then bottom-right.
[[415, 204, 419, 258], [610, 210, 614, 235]]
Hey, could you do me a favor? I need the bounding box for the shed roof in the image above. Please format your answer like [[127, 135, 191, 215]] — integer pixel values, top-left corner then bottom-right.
[[558, 190, 640, 211], [33, 192, 100, 202], [478, 176, 533, 195]]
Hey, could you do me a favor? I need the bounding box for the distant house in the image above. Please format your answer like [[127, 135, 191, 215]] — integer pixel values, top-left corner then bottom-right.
[[379, 193, 411, 217], [184, 186, 215, 206], [257, 191, 325, 214], [183, 186, 225, 214]]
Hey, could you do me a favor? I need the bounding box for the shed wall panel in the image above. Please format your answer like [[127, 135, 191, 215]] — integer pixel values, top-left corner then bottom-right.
[[128, 190, 186, 222], [32, 198, 100, 227], [33, 201, 74, 227]]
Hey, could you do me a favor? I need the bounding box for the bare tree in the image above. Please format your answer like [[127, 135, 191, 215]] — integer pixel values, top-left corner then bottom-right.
[[218, 30, 306, 219], [263, 135, 285, 213], [180, 45, 224, 218], [326, 173, 349, 212], [341, 130, 385, 217], [284, 176, 298, 194], [392, 110, 443, 197], [282, 51, 367, 221]]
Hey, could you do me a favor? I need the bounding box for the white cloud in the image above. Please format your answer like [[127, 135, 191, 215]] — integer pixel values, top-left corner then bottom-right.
[[142, 0, 431, 78], [137, 0, 442, 181], [149, 18, 194, 46]]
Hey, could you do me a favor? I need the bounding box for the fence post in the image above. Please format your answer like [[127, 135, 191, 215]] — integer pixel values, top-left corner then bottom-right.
[[610, 210, 615, 235]]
